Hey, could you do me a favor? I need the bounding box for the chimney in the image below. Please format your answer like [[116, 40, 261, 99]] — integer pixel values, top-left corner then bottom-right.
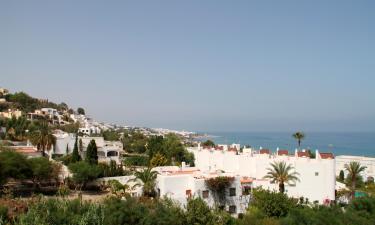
[[316, 150, 320, 160], [295, 149, 298, 157]]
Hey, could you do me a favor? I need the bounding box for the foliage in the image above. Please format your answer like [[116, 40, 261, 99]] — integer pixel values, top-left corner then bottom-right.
[[56, 153, 73, 166], [85, 139, 98, 165], [102, 197, 146, 225], [77, 107, 85, 115], [150, 152, 168, 167], [2, 116, 30, 141], [123, 155, 149, 167], [205, 176, 233, 206], [68, 161, 101, 190], [28, 157, 54, 185], [102, 130, 120, 141], [57, 185, 70, 198], [98, 160, 125, 177], [345, 161, 367, 198], [71, 135, 81, 163], [122, 131, 148, 153], [185, 197, 214, 225], [107, 180, 132, 198], [292, 132, 305, 147], [338, 170, 345, 182], [0, 205, 8, 224], [29, 121, 56, 157], [202, 139, 215, 147], [251, 188, 297, 218], [0, 150, 32, 185], [146, 135, 165, 159], [132, 167, 158, 197], [16, 198, 104, 225], [57, 122, 80, 134], [263, 161, 299, 193]]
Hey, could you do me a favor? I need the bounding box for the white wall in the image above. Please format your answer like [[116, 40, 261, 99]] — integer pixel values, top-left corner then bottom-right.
[[188, 147, 336, 203]]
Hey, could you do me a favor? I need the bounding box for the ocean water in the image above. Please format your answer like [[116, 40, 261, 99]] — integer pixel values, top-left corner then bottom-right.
[[197, 132, 375, 157]]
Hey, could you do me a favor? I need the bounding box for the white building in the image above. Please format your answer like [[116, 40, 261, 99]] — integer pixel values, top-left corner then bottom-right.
[[52, 131, 123, 164], [0, 109, 23, 119], [335, 155, 375, 181], [155, 166, 250, 215], [187, 144, 336, 204]]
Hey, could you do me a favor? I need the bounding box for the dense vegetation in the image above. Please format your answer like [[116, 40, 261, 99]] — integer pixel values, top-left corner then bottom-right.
[[1, 190, 375, 225], [122, 132, 194, 167]]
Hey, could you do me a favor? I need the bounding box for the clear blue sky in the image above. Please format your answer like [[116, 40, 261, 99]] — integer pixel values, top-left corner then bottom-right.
[[1, 0, 374, 132]]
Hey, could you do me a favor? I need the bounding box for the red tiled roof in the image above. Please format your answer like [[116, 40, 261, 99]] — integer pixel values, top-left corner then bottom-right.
[[10, 146, 39, 154], [320, 152, 334, 159], [215, 146, 224, 151], [259, 149, 270, 154], [297, 151, 309, 158], [278, 150, 289, 156], [241, 177, 253, 183], [228, 147, 237, 152]]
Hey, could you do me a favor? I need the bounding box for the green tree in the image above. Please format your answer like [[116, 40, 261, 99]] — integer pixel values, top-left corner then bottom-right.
[[0, 150, 32, 185], [202, 140, 215, 147], [79, 138, 83, 152], [71, 134, 81, 163], [146, 135, 165, 159], [185, 198, 214, 225], [131, 167, 158, 197], [68, 161, 101, 190], [338, 170, 345, 182], [28, 157, 54, 189], [251, 188, 297, 218], [102, 130, 120, 141], [29, 121, 56, 157], [85, 139, 98, 165], [150, 152, 168, 167], [77, 107, 85, 115], [292, 132, 305, 147], [345, 161, 367, 199], [264, 161, 300, 193]]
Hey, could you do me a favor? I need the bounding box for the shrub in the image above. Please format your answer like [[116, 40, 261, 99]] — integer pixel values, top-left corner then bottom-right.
[[251, 188, 297, 218]]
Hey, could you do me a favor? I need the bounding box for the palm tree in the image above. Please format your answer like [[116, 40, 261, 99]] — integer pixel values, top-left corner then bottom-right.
[[344, 161, 367, 199], [29, 121, 56, 157], [292, 132, 305, 148], [130, 167, 158, 197], [264, 161, 300, 193]]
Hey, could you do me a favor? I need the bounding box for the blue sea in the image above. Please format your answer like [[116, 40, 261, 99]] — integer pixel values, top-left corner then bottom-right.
[[197, 132, 375, 157]]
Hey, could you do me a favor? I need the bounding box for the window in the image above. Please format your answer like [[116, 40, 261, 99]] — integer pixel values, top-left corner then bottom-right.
[[315, 172, 319, 176], [229, 205, 236, 214], [229, 188, 236, 196], [186, 190, 192, 198], [242, 186, 251, 195], [202, 190, 209, 199]]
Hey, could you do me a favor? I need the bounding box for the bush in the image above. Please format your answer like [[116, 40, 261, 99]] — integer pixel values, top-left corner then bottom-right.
[[251, 188, 297, 218], [123, 155, 149, 167], [0, 205, 8, 224], [68, 161, 102, 190], [16, 198, 104, 225]]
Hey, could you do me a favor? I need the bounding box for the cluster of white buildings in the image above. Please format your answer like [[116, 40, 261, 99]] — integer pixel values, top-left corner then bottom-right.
[[51, 130, 123, 164], [188, 144, 336, 204], [155, 165, 250, 215], [335, 155, 375, 182]]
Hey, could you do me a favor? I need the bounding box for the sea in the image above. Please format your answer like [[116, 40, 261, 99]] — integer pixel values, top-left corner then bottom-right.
[[196, 132, 375, 157]]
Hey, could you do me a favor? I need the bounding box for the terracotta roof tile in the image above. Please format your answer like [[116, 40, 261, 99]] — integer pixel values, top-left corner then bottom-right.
[[297, 151, 309, 158], [259, 149, 270, 154], [278, 150, 289, 156], [320, 152, 334, 159]]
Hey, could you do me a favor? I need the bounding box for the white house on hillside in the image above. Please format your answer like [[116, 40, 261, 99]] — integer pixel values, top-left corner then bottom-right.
[[187, 144, 336, 204]]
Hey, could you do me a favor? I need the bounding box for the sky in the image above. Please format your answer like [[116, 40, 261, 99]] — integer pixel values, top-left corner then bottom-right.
[[1, 0, 374, 132]]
